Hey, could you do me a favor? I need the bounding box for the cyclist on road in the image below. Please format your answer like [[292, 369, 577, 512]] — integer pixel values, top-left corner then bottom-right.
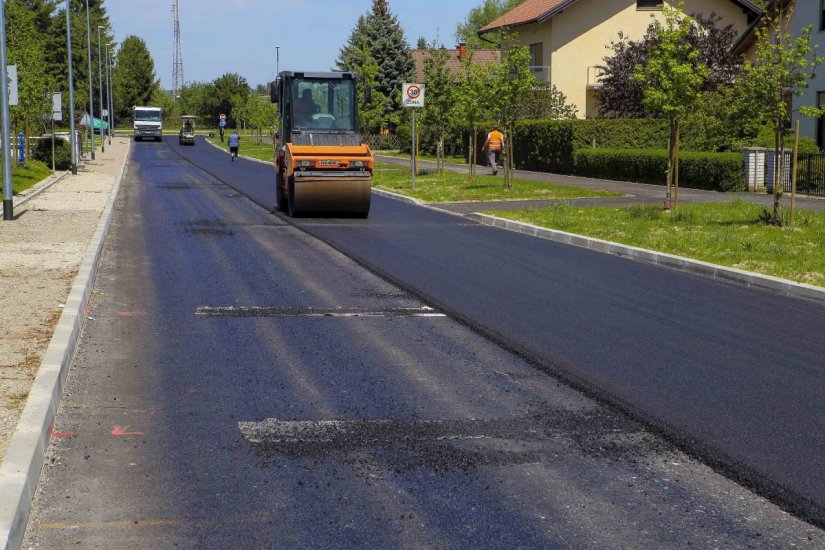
[[228, 130, 240, 161]]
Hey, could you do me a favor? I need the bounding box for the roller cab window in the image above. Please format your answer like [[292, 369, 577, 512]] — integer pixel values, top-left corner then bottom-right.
[[291, 79, 355, 132]]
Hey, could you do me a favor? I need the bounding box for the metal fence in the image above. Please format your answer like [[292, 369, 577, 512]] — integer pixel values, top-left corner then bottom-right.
[[792, 153, 825, 197]]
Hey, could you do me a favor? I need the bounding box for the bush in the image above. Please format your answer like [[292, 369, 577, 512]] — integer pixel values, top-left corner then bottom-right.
[[30, 136, 72, 171], [753, 123, 821, 154], [573, 148, 745, 192]]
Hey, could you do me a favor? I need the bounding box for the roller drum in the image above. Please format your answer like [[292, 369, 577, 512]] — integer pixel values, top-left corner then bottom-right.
[[290, 173, 371, 217]]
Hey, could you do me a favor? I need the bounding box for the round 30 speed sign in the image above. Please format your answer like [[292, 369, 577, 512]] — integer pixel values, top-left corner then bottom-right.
[[402, 83, 425, 108]]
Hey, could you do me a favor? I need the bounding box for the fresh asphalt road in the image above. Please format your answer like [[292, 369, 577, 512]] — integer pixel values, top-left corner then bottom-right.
[[22, 137, 825, 548]]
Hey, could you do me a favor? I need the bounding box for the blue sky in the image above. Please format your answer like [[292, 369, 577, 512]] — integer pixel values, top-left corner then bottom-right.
[[108, 0, 481, 89]]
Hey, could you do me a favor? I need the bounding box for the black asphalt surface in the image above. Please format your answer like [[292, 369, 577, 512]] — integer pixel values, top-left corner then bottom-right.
[[23, 137, 825, 548]]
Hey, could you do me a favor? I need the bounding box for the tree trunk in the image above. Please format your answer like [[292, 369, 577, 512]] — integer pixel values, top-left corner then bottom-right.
[[773, 120, 782, 224], [666, 119, 675, 210], [673, 117, 680, 212], [790, 120, 800, 226]]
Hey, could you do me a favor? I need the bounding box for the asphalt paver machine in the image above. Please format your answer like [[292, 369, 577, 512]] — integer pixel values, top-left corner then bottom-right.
[[270, 72, 373, 217]]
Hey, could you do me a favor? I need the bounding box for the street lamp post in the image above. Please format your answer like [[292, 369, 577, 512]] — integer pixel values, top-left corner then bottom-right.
[[105, 42, 113, 144], [1, 0, 14, 220], [97, 25, 105, 153], [85, 0, 95, 160], [66, 0, 78, 175]]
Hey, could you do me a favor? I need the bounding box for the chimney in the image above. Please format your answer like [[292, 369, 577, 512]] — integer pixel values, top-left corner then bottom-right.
[[458, 42, 467, 60]]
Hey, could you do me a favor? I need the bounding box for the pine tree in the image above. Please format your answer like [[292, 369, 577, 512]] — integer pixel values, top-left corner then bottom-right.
[[113, 36, 159, 119], [335, 15, 369, 72], [364, 0, 414, 113]]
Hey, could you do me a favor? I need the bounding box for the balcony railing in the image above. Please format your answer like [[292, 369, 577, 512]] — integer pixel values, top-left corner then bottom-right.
[[587, 66, 604, 89]]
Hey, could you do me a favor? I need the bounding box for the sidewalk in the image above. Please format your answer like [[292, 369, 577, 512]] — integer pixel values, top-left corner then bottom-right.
[[0, 137, 129, 466], [375, 155, 825, 214]]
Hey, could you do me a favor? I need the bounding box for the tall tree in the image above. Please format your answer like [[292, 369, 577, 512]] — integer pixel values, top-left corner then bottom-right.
[[597, 12, 742, 118], [634, 3, 709, 211], [212, 73, 250, 127], [6, 0, 49, 157], [113, 35, 158, 119], [454, 0, 526, 48], [335, 15, 369, 72]]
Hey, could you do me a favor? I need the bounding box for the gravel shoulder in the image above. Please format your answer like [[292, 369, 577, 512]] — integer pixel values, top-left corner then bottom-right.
[[0, 137, 130, 464]]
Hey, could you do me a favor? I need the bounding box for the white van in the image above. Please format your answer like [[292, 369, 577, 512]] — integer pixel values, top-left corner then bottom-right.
[[133, 106, 163, 141]]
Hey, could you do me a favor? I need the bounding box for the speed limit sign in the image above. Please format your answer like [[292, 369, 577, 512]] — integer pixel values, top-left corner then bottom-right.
[[402, 83, 425, 108]]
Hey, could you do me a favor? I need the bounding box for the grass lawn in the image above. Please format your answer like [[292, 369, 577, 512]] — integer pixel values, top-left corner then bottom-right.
[[1, 160, 52, 194], [206, 135, 275, 163], [373, 164, 621, 203], [374, 150, 467, 165], [491, 199, 825, 287]]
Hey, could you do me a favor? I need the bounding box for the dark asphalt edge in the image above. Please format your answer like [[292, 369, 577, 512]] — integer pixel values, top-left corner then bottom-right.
[[466, 213, 825, 305], [0, 144, 130, 550], [179, 139, 825, 530]]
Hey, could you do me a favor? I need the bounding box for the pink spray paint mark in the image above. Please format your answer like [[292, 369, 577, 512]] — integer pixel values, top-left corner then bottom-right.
[[118, 311, 145, 317], [182, 387, 203, 399], [111, 425, 145, 437], [49, 419, 75, 439], [146, 406, 162, 417]]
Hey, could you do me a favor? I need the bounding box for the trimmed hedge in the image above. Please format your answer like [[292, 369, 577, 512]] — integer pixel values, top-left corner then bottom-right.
[[573, 148, 746, 192], [31, 136, 72, 171]]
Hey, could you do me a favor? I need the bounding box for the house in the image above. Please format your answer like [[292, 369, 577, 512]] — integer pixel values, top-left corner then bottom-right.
[[411, 43, 501, 82], [478, 0, 762, 118], [733, 0, 825, 149]]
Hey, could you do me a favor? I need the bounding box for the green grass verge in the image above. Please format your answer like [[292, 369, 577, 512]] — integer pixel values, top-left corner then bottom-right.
[[373, 166, 621, 203], [491, 199, 825, 287], [374, 150, 467, 165], [1, 160, 52, 194], [206, 136, 275, 163]]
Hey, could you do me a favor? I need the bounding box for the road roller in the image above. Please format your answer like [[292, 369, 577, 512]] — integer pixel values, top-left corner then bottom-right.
[[270, 72, 373, 217]]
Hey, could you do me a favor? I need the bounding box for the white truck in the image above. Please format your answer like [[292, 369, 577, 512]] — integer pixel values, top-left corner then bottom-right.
[[133, 106, 163, 142]]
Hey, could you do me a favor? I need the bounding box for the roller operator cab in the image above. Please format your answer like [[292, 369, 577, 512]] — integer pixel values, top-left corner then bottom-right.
[[270, 72, 373, 217]]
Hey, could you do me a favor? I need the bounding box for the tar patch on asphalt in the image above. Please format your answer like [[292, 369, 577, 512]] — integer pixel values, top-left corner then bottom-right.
[[238, 412, 672, 474], [195, 306, 445, 317]]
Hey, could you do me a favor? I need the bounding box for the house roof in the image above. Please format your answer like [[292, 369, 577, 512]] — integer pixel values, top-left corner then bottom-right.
[[411, 48, 501, 82], [479, 0, 764, 35], [732, 0, 788, 55]]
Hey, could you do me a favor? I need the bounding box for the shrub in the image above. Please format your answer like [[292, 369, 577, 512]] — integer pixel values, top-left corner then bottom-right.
[[573, 148, 745, 192], [753, 123, 821, 154], [31, 136, 72, 171]]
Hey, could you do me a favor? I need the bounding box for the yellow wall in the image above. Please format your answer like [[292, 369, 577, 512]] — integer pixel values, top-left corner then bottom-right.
[[513, 0, 753, 118]]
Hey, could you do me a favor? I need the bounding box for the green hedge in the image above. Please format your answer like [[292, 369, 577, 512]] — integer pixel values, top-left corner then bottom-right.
[[573, 149, 745, 192], [31, 136, 72, 171]]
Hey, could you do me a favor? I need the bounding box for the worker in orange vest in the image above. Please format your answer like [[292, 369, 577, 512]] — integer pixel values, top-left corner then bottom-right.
[[483, 125, 504, 176]]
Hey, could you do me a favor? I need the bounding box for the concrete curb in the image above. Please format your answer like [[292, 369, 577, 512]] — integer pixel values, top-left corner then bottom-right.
[[0, 171, 70, 221], [371, 187, 425, 207], [0, 141, 131, 550], [203, 136, 274, 165], [466, 212, 825, 304]]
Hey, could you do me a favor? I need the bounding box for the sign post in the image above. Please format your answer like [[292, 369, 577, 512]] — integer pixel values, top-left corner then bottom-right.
[[219, 114, 227, 142], [402, 83, 425, 190], [1, 3, 14, 220], [51, 92, 62, 172]]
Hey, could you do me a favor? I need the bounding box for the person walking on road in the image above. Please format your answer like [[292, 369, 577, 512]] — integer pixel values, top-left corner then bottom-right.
[[483, 125, 504, 176], [228, 130, 240, 161]]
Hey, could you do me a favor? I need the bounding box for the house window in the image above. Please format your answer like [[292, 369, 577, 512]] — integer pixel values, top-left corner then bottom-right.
[[637, 0, 663, 9], [821, 0, 825, 32], [818, 92, 825, 150], [529, 43, 543, 71]]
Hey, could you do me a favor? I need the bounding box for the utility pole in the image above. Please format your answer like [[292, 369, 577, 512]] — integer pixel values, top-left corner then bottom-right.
[[97, 26, 105, 153], [106, 42, 113, 144], [1, 0, 14, 220], [85, 0, 95, 160], [66, 0, 78, 175]]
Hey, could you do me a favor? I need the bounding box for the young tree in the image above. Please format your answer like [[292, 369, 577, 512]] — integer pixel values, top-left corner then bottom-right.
[[597, 12, 742, 118], [113, 36, 159, 120], [633, 3, 709, 210], [212, 73, 251, 127], [488, 37, 535, 188], [422, 46, 457, 174], [455, 50, 493, 178], [735, 5, 825, 224]]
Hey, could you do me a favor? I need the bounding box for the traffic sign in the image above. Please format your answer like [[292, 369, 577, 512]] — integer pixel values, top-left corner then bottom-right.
[[219, 113, 227, 120], [7, 65, 17, 106], [51, 92, 62, 121], [402, 83, 425, 108]]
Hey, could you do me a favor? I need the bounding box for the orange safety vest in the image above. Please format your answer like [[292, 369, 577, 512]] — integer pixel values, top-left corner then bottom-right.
[[487, 130, 504, 151]]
